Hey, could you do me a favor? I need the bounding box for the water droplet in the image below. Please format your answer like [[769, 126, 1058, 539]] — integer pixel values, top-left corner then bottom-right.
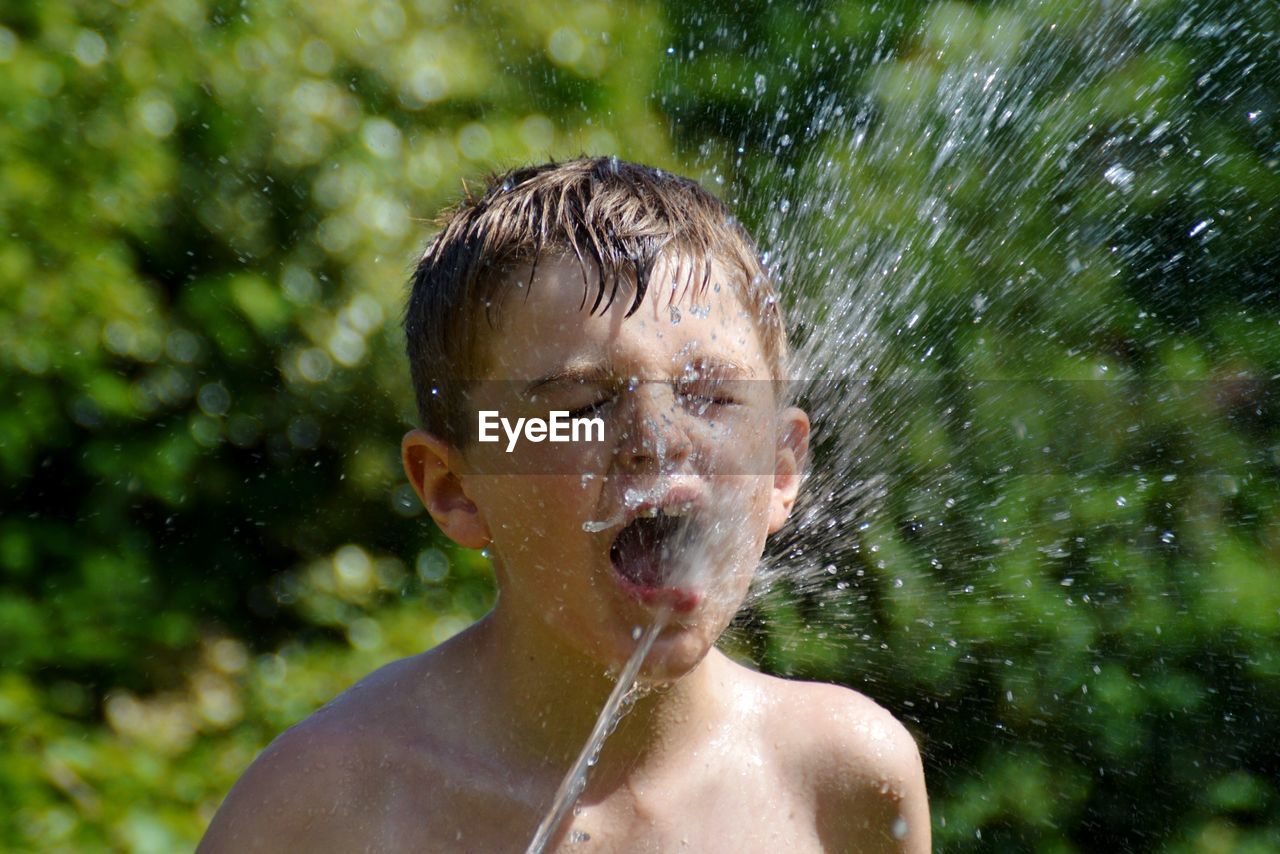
[[669, 305, 681, 324], [583, 511, 625, 533], [1103, 163, 1135, 190]]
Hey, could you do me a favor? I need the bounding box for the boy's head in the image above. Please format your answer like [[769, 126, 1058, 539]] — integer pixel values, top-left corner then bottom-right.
[[404, 157, 787, 447], [401, 158, 808, 679]]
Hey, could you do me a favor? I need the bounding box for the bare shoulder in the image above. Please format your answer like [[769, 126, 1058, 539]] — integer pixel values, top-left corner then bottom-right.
[[738, 667, 931, 852], [198, 655, 435, 853]]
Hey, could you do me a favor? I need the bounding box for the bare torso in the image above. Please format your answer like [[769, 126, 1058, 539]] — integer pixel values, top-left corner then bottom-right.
[[199, 638, 928, 853]]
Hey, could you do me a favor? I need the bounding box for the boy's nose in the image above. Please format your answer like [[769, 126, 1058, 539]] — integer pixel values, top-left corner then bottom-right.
[[615, 384, 694, 473]]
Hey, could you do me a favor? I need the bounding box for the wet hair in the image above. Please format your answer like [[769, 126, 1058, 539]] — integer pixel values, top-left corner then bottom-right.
[[404, 156, 785, 444]]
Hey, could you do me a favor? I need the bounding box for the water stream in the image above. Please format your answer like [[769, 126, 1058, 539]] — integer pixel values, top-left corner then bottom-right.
[[525, 611, 669, 854]]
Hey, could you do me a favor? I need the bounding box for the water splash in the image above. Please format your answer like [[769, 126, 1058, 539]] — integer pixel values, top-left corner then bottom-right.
[[660, 0, 1278, 654], [581, 483, 682, 533], [555, 0, 1274, 845]]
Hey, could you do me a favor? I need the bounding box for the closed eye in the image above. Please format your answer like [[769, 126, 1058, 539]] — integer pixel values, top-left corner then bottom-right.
[[567, 396, 616, 419], [675, 381, 740, 411]]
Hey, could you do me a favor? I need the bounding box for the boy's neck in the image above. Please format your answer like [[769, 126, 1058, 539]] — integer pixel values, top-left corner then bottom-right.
[[456, 600, 727, 791]]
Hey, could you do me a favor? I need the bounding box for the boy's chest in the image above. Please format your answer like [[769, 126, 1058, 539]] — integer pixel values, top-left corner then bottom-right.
[[559, 775, 824, 853], [373, 748, 825, 853]]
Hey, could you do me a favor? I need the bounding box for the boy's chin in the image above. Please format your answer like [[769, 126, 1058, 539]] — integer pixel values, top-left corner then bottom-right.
[[626, 626, 721, 685], [613, 588, 748, 683]]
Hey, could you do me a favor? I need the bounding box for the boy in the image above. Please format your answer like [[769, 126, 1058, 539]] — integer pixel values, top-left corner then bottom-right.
[[200, 158, 929, 852]]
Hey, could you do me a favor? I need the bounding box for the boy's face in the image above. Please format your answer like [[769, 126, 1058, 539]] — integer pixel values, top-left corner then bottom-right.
[[412, 254, 807, 682]]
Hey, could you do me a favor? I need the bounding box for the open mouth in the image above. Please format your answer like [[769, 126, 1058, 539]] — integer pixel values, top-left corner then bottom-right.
[[610, 513, 682, 587], [608, 507, 702, 611]]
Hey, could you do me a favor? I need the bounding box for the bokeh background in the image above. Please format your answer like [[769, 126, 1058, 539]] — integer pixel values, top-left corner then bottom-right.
[[2, 0, 1278, 850]]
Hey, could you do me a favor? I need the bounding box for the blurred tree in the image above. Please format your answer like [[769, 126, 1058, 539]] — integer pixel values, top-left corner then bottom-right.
[[1, 0, 677, 847], [1, 0, 1278, 850]]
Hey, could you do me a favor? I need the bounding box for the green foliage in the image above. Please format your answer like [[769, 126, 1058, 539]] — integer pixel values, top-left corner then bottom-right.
[[2, 0, 1278, 850]]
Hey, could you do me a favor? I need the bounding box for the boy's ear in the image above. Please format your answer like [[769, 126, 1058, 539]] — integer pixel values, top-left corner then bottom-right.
[[767, 406, 810, 534], [401, 429, 491, 549]]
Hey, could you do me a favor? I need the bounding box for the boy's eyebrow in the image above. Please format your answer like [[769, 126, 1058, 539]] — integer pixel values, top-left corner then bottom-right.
[[523, 363, 614, 397], [523, 356, 756, 397]]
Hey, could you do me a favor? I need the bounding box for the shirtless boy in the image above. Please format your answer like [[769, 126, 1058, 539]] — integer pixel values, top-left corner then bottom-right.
[[200, 158, 929, 852]]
